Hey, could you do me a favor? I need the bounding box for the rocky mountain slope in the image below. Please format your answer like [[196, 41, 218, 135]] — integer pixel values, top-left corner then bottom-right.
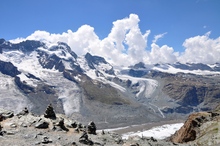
[[0, 106, 185, 146], [0, 104, 219, 146], [0, 38, 220, 129], [170, 104, 220, 145]]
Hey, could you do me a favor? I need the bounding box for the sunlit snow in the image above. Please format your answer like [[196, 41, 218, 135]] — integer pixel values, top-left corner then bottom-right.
[[122, 123, 184, 140]]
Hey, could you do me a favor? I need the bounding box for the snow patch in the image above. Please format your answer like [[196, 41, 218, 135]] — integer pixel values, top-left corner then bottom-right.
[[17, 73, 38, 87], [153, 65, 220, 75], [122, 123, 184, 140]]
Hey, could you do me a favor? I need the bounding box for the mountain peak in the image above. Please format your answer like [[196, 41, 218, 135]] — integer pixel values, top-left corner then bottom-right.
[[85, 53, 108, 69], [133, 62, 146, 69], [0, 38, 6, 44]]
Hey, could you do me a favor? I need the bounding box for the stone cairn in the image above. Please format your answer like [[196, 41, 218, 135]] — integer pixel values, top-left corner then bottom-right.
[[44, 104, 56, 119], [53, 118, 69, 132], [87, 121, 96, 135], [17, 107, 29, 117]]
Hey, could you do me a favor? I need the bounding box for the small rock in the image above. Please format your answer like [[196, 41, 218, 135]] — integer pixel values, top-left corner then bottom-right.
[[21, 123, 28, 127], [130, 143, 139, 146], [6, 131, 16, 135], [0, 110, 14, 120], [150, 137, 157, 142], [41, 136, 52, 144], [70, 121, 78, 128], [10, 123, 17, 128], [74, 127, 79, 133], [101, 130, 105, 135], [71, 142, 77, 145]]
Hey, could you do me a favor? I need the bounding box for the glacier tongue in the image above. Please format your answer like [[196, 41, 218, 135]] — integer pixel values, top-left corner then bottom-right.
[[117, 74, 158, 98], [41, 72, 82, 116]]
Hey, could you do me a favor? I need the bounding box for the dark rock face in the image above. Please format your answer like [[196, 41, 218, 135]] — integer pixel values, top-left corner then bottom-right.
[[37, 42, 78, 72], [62, 65, 83, 83], [26, 73, 41, 80], [57, 42, 77, 59], [133, 62, 146, 69], [85, 53, 107, 69], [179, 86, 199, 106], [0, 38, 5, 44], [15, 40, 44, 52], [0, 38, 5, 53], [0, 40, 44, 52], [128, 69, 148, 77], [38, 52, 65, 72], [14, 76, 35, 94], [0, 61, 21, 77], [85, 53, 115, 75]]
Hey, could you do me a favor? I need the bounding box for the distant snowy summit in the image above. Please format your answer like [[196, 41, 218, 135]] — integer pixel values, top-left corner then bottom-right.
[[1, 38, 220, 76]]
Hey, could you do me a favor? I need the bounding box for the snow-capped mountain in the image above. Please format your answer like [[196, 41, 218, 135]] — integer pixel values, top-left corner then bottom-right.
[[0, 38, 220, 128]]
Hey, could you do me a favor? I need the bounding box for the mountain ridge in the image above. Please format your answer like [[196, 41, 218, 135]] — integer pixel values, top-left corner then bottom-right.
[[0, 39, 220, 129]]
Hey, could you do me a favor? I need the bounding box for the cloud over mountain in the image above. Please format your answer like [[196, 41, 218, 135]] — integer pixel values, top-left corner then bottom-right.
[[179, 31, 220, 64], [10, 14, 220, 66]]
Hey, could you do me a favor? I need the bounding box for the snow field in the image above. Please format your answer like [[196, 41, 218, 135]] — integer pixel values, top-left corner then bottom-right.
[[122, 123, 184, 140]]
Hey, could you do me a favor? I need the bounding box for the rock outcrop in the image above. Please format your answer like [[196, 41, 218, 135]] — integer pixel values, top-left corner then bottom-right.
[[0, 60, 21, 77], [0, 109, 14, 121], [170, 107, 220, 145]]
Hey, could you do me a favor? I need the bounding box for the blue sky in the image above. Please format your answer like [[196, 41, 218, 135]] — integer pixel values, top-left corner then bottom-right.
[[1, 0, 220, 65]]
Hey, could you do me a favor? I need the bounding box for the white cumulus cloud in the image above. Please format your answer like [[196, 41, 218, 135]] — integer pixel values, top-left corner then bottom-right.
[[9, 14, 220, 66], [179, 31, 220, 64]]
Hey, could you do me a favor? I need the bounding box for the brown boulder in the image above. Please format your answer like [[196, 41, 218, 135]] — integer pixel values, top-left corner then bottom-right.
[[170, 112, 211, 143]]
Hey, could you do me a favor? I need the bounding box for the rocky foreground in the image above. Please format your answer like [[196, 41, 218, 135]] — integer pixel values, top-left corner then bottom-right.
[[0, 104, 220, 146]]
